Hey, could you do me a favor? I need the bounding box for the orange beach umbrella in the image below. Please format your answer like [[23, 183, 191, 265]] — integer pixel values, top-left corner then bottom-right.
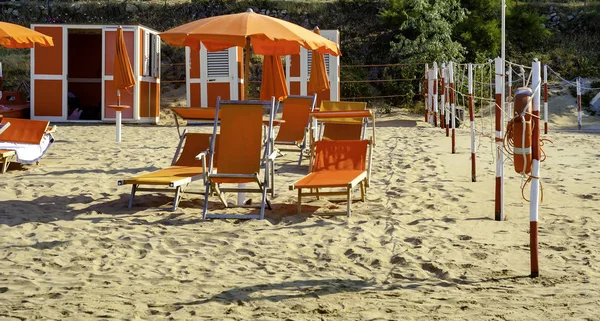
[[160, 9, 341, 98], [259, 55, 288, 101], [111, 26, 136, 143], [307, 27, 330, 96], [113, 26, 136, 105], [0, 21, 54, 48]]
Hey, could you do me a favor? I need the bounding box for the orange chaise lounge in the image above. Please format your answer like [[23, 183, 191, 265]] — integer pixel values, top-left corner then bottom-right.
[[201, 98, 277, 220], [0, 117, 55, 174], [289, 139, 373, 217], [272, 94, 316, 165], [118, 131, 219, 211]]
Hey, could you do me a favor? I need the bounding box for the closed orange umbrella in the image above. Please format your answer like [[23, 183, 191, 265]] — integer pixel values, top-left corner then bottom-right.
[[260, 55, 288, 101], [111, 26, 136, 143], [113, 26, 136, 105], [307, 27, 330, 96], [0, 22, 53, 48], [160, 9, 341, 98]]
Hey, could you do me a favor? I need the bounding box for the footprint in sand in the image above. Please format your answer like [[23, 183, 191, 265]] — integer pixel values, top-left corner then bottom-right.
[[235, 248, 256, 257], [471, 252, 488, 260]]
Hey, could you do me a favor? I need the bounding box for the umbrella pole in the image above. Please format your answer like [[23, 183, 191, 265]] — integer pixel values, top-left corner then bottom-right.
[[116, 89, 122, 143], [244, 37, 250, 100]]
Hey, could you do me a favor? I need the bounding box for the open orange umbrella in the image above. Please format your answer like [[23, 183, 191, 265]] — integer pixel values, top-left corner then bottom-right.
[[111, 26, 136, 142], [307, 27, 330, 96], [0, 22, 54, 48], [259, 55, 288, 101], [160, 9, 341, 98]]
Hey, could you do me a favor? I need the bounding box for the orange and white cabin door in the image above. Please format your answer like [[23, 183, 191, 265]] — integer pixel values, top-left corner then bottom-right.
[[186, 44, 240, 107], [102, 26, 138, 121], [286, 29, 340, 104], [31, 25, 66, 121]]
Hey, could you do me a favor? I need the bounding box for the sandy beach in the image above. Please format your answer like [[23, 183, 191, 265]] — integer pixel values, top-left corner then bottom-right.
[[1, 92, 599, 320]]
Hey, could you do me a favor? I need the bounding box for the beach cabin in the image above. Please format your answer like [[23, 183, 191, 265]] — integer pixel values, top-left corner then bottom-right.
[[185, 45, 244, 107], [286, 29, 340, 106], [30, 24, 161, 123], [184, 29, 339, 108]]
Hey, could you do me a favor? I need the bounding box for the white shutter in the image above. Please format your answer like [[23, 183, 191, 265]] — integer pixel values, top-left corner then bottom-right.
[[307, 49, 331, 77], [151, 34, 160, 78], [143, 31, 150, 76], [207, 50, 229, 78]]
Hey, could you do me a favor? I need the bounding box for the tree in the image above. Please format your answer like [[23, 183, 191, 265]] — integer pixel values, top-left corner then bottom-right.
[[454, 0, 501, 62], [380, 0, 467, 64]]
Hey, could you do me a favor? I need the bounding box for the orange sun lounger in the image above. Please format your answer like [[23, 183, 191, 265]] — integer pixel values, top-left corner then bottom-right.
[[272, 94, 316, 165], [318, 101, 368, 140], [289, 139, 373, 217], [0, 117, 55, 173], [202, 98, 277, 220], [118, 131, 219, 211]]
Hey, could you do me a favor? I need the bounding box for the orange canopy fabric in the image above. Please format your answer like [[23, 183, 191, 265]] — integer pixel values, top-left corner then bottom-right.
[[159, 10, 341, 56], [259, 55, 288, 101], [307, 28, 330, 95], [0, 22, 53, 48], [113, 27, 136, 91]]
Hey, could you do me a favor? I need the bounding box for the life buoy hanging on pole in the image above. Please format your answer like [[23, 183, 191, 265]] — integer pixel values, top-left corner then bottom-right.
[[506, 87, 533, 175]]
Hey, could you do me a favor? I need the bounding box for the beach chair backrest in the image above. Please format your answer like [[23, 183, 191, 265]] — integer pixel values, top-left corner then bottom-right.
[[174, 133, 219, 167], [320, 101, 367, 124], [313, 140, 368, 172], [217, 101, 269, 175], [276, 95, 316, 143], [0, 118, 50, 144]]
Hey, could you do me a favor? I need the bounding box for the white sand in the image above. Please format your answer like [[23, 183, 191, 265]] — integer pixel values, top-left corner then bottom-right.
[[1, 93, 599, 320]]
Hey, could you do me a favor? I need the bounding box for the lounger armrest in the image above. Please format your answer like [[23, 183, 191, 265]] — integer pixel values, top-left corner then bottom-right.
[[196, 150, 209, 183], [195, 150, 209, 160]]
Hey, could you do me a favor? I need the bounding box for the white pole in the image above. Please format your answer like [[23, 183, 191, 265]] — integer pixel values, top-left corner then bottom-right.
[[577, 77, 582, 130], [530, 59, 541, 277], [494, 57, 504, 221], [468, 63, 476, 182], [543, 64, 548, 134], [508, 64, 513, 119], [501, 0, 506, 63], [433, 62, 438, 127], [238, 184, 246, 205], [116, 110, 122, 143], [449, 62, 456, 153]]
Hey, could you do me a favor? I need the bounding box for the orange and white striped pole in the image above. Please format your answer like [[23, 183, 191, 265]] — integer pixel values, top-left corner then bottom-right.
[[449, 62, 456, 153], [433, 62, 438, 127], [445, 73, 450, 137], [530, 60, 541, 277], [494, 57, 505, 221], [577, 77, 582, 130], [424, 64, 429, 123], [543, 64, 548, 134], [468, 63, 476, 182], [440, 63, 446, 129]]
